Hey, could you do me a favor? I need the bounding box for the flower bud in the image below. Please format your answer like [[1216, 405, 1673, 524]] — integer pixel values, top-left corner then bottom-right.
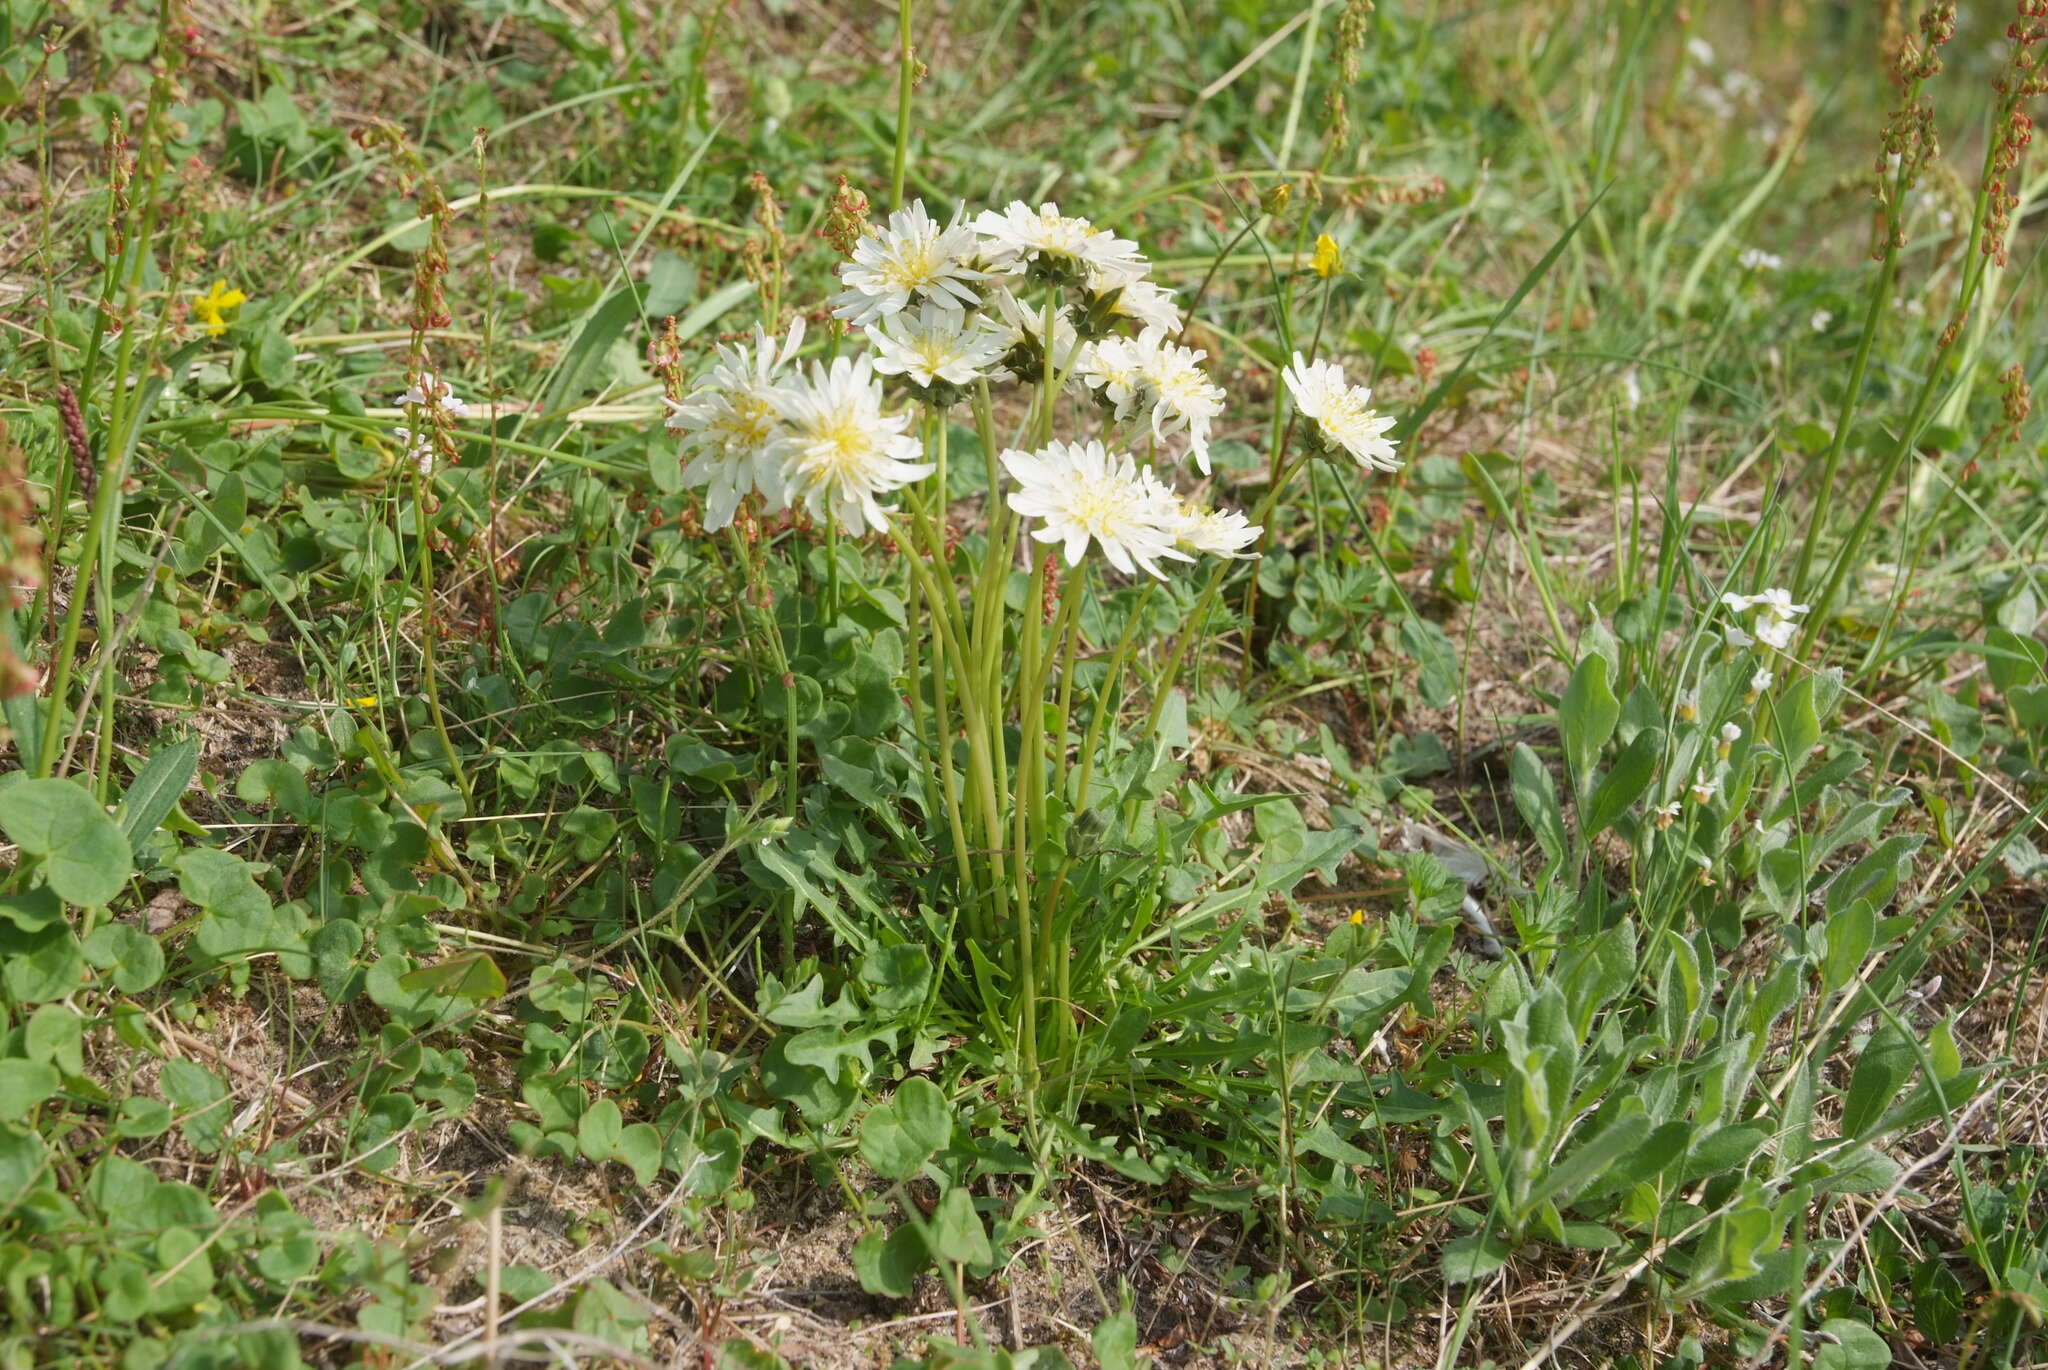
[[1312, 233, 1343, 279]]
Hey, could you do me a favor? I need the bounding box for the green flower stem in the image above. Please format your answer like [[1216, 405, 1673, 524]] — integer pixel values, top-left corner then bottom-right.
[[723, 524, 801, 966], [1046, 565, 1088, 844], [752, 537, 802, 963], [891, 1, 915, 210], [1031, 566, 1087, 1065], [1147, 445, 1314, 739], [968, 383, 1011, 713], [34, 455, 121, 778], [1790, 167, 1906, 600], [1175, 217, 1264, 348], [884, 513, 1011, 937], [900, 482, 983, 940], [1037, 290, 1060, 445], [1805, 123, 2005, 645], [1013, 550, 1049, 1070]]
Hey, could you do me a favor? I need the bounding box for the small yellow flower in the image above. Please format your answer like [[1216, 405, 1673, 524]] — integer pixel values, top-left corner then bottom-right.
[[1312, 234, 1343, 279], [193, 279, 247, 338], [349, 695, 379, 708], [1347, 908, 1366, 926]]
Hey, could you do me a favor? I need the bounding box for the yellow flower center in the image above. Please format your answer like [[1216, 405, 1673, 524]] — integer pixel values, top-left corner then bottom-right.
[[879, 236, 943, 293], [794, 415, 876, 491], [711, 394, 775, 452], [1068, 478, 1136, 536]]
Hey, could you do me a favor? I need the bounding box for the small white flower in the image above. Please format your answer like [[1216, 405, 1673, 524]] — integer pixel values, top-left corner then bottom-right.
[[1000, 439, 1190, 579], [1173, 499, 1262, 559], [1621, 367, 1643, 410], [1811, 309, 1834, 332], [1135, 329, 1226, 472], [1686, 36, 1715, 64], [1282, 353, 1400, 472], [665, 317, 806, 531], [766, 353, 932, 535], [832, 200, 987, 327], [393, 425, 436, 475], [1719, 722, 1743, 745], [1750, 667, 1775, 694], [1721, 71, 1761, 103], [1095, 274, 1182, 334], [395, 371, 468, 418], [1719, 590, 1758, 612], [973, 201, 1146, 285], [1079, 333, 1147, 419], [1751, 587, 1808, 621], [1677, 688, 1699, 722], [1725, 625, 1755, 650], [1655, 800, 1682, 828], [1755, 615, 1798, 651], [1688, 770, 1718, 804], [1737, 248, 1782, 272], [866, 303, 1008, 393]]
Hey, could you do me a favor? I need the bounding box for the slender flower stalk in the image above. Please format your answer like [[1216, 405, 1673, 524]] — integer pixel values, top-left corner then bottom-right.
[[892, 1, 915, 208]]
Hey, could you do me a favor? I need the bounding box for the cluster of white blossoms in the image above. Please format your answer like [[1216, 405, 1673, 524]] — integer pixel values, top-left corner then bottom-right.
[[658, 197, 1399, 569], [1719, 586, 1808, 651], [393, 371, 468, 475]]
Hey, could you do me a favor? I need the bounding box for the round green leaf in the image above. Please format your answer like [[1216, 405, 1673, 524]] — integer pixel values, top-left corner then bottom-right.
[[851, 1222, 928, 1299], [82, 923, 166, 994], [0, 779, 132, 907], [0, 1059, 60, 1122], [858, 1077, 950, 1181], [1812, 1318, 1892, 1370], [113, 1096, 172, 1140]]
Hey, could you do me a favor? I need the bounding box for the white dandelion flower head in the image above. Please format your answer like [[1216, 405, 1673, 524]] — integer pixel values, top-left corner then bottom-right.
[[1078, 333, 1146, 420], [1134, 328, 1226, 473], [1088, 272, 1183, 336], [865, 302, 1008, 396], [664, 317, 807, 531], [1282, 352, 1400, 473], [832, 200, 987, 327], [1174, 499, 1262, 559], [766, 353, 933, 536], [973, 201, 1146, 287], [999, 439, 1190, 579]]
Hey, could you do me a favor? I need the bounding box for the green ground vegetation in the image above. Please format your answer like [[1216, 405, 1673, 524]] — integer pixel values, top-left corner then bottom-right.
[[1, 2, 2046, 1367]]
